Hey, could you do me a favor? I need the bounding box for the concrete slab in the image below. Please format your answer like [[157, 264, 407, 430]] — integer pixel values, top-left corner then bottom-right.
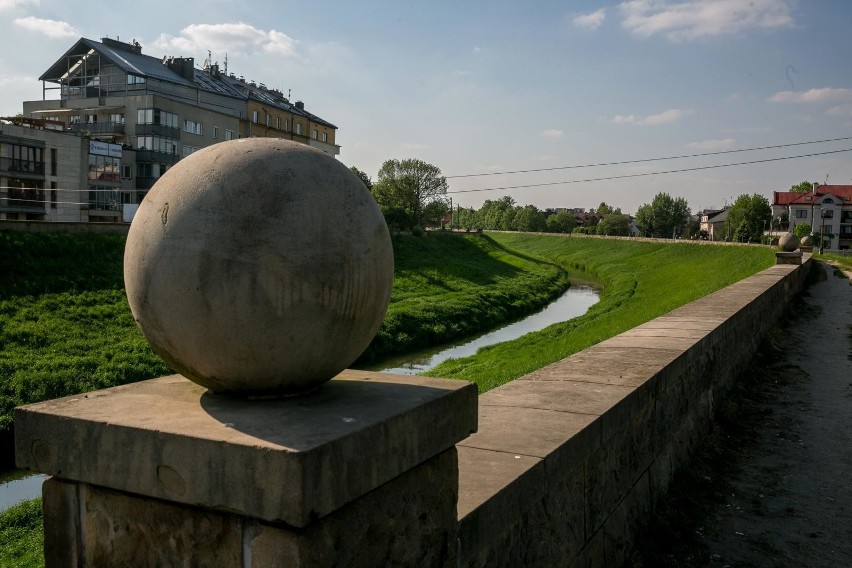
[[15, 371, 477, 527], [597, 334, 698, 351], [456, 445, 543, 520], [458, 405, 599, 461], [479, 379, 634, 416]]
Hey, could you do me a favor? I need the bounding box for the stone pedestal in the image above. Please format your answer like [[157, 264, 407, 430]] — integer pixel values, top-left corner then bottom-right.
[[775, 251, 803, 265], [15, 371, 477, 567]]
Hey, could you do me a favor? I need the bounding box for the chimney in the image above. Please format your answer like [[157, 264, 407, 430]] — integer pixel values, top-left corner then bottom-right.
[[165, 57, 195, 81], [295, 101, 304, 110]]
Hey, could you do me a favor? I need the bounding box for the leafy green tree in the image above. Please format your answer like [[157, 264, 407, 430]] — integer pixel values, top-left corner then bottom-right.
[[371, 159, 448, 229], [634, 192, 690, 238], [477, 197, 515, 230], [595, 202, 621, 215], [724, 193, 771, 243], [511, 205, 547, 232], [789, 181, 815, 193], [793, 223, 811, 238], [422, 199, 451, 227], [350, 166, 372, 190], [545, 210, 577, 233], [596, 214, 631, 236]]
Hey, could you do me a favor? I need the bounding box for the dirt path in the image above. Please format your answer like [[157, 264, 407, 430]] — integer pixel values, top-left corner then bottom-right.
[[631, 261, 852, 568]]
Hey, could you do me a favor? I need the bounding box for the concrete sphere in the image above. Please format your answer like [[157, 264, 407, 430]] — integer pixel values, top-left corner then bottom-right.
[[800, 235, 813, 247], [778, 232, 800, 252], [124, 139, 394, 395]]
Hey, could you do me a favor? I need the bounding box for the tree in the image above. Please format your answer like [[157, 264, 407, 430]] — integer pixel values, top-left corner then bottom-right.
[[793, 223, 811, 238], [595, 202, 621, 215], [477, 196, 515, 230], [789, 181, 815, 194], [724, 194, 771, 243], [545, 210, 577, 233], [371, 159, 448, 229], [596, 214, 631, 236], [512, 204, 546, 232], [634, 192, 690, 238], [350, 166, 373, 190]]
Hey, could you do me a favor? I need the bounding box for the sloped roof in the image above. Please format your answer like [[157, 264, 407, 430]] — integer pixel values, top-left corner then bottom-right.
[[38, 37, 245, 99], [221, 74, 337, 129], [773, 185, 852, 206]]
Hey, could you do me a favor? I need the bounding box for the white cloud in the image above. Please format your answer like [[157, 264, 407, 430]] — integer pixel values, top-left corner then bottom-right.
[[13, 16, 77, 38], [573, 9, 606, 30], [541, 129, 564, 138], [768, 87, 852, 103], [826, 104, 852, 117], [611, 108, 687, 125], [619, 0, 793, 42], [152, 22, 297, 59], [0, 0, 38, 10], [686, 138, 736, 151]]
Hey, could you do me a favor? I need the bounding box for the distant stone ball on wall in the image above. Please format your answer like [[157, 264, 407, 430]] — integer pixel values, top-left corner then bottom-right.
[[124, 139, 394, 396], [778, 232, 800, 252], [800, 235, 813, 247]]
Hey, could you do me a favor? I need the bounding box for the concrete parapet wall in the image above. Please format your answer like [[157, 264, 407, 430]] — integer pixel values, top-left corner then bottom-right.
[[457, 256, 813, 567]]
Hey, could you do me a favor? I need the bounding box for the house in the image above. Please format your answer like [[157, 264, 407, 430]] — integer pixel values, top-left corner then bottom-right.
[[3, 36, 338, 223], [772, 185, 852, 251], [698, 208, 729, 241]]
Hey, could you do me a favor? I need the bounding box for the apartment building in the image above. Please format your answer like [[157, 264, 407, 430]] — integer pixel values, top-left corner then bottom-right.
[[772, 185, 852, 251], [2, 36, 339, 223]]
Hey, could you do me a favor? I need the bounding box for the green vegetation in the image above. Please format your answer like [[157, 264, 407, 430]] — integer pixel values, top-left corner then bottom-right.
[[359, 233, 568, 362], [0, 498, 43, 568], [0, 231, 567, 433], [428, 234, 775, 391]]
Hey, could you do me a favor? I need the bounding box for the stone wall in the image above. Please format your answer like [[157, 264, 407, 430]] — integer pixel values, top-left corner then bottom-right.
[[456, 257, 813, 567]]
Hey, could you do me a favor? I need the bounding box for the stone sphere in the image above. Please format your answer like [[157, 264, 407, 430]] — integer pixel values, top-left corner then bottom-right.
[[778, 232, 800, 252], [124, 139, 394, 395], [800, 235, 813, 247]]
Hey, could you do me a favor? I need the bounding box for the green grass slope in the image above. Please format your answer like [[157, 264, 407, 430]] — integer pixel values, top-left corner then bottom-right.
[[428, 234, 775, 391]]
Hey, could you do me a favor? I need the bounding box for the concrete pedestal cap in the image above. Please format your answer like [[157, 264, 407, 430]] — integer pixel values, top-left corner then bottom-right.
[[124, 139, 394, 395]]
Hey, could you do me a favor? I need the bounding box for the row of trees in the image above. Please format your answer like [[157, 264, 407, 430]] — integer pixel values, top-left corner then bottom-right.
[[351, 158, 794, 244]]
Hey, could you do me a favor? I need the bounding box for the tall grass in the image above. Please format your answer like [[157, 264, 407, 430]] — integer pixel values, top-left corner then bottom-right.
[[0, 498, 43, 568], [428, 234, 775, 391]]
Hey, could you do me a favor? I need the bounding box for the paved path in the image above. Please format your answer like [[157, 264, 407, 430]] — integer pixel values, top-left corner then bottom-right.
[[632, 261, 852, 567]]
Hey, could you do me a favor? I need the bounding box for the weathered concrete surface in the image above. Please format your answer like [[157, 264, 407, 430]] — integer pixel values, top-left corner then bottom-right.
[[124, 138, 393, 395], [16, 370, 477, 528], [42, 449, 460, 567], [457, 256, 813, 567]]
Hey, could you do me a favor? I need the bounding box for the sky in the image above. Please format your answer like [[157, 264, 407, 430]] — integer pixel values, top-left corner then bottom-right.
[[1, 0, 851, 215]]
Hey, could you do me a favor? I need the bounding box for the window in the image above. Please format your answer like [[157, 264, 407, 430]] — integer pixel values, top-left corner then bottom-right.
[[295, 123, 302, 135], [127, 75, 146, 85], [122, 165, 132, 179], [88, 154, 121, 182], [137, 109, 179, 128], [821, 209, 834, 218], [70, 115, 81, 125], [50, 182, 57, 208], [795, 210, 807, 219], [108, 113, 125, 124], [312, 129, 318, 139], [183, 120, 203, 135], [285, 119, 290, 132], [266, 115, 271, 127], [10, 144, 44, 174], [85, 114, 97, 124], [182, 145, 201, 157], [213, 126, 219, 139], [276, 117, 281, 129], [50, 148, 57, 176], [136, 135, 178, 154], [224, 130, 234, 141], [322, 132, 328, 142], [252, 111, 259, 123]]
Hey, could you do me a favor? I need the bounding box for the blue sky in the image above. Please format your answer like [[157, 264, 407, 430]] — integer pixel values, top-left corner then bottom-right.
[[1, 0, 851, 214]]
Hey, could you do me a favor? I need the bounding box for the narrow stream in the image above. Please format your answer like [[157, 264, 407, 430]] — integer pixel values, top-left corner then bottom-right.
[[0, 280, 600, 512], [363, 280, 600, 375]]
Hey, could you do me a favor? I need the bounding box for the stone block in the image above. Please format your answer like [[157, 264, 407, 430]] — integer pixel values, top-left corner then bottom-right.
[[603, 473, 651, 568], [42, 477, 79, 567], [15, 371, 477, 528]]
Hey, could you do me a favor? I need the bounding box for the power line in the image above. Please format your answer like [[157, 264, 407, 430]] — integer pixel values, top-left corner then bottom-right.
[[447, 147, 852, 195], [445, 136, 852, 179]]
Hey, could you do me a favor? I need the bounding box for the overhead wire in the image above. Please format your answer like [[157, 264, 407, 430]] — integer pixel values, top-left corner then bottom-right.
[[446, 147, 852, 195]]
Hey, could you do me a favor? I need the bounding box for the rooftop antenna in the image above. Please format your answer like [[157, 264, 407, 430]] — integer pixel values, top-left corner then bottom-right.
[[224, 53, 228, 75]]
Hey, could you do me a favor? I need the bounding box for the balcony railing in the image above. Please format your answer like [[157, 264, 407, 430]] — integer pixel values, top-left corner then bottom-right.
[[70, 122, 126, 136], [0, 157, 45, 175], [0, 187, 46, 212], [134, 124, 180, 139]]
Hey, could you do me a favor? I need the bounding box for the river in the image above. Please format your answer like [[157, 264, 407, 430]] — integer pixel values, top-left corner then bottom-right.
[[0, 280, 600, 512], [362, 280, 600, 375]]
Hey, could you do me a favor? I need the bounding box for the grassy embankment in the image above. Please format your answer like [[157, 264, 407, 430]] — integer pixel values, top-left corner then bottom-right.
[[428, 234, 775, 391], [0, 231, 567, 437], [0, 499, 42, 567]]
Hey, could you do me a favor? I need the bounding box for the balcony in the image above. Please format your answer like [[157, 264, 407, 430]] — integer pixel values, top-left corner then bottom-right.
[[0, 186, 46, 215], [70, 122, 126, 136], [134, 124, 180, 138]]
